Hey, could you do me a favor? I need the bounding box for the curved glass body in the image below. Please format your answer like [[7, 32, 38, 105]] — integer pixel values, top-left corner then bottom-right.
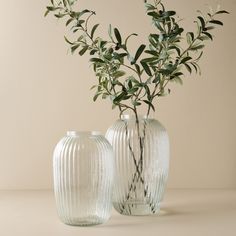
[[106, 115, 169, 216], [53, 131, 114, 226]]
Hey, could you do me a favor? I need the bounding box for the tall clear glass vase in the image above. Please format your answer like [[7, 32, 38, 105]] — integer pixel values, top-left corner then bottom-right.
[[53, 131, 114, 226], [106, 115, 170, 216]]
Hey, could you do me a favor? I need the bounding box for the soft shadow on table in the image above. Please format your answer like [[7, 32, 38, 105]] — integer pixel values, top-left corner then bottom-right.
[[99, 207, 186, 228], [101, 190, 236, 228]]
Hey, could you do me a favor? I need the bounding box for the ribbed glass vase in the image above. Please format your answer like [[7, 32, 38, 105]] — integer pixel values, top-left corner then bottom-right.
[[106, 115, 170, 216], [53, 131, 114, 226]]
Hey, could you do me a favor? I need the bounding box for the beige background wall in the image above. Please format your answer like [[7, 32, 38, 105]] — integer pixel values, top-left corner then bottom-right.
[[0, 0, 235, 189]]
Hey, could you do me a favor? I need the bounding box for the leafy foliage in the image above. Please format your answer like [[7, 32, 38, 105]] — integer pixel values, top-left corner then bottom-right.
[[45, 0, 229, 117]]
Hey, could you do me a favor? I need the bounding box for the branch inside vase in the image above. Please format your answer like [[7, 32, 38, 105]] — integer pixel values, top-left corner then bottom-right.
[[119, 114, 156, 214]]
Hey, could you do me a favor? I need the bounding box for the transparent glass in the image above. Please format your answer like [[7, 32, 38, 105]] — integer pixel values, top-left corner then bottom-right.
[[106, 115, 170, 216], [53, 131, 114, 226]]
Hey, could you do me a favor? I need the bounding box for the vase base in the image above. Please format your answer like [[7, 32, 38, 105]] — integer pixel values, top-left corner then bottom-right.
[[113, 202, 161, 216], [60, 215, 108, 227]]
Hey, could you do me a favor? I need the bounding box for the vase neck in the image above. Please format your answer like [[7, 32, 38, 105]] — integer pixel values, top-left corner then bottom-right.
[[67, 131, 101, 137], [121, 114, 154, 121]]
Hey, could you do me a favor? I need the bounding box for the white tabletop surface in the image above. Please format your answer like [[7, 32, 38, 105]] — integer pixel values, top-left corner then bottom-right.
[[0, 189, 235, 236]]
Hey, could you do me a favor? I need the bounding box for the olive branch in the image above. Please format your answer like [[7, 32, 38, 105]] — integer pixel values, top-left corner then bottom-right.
[[45, 0, 228, 119]]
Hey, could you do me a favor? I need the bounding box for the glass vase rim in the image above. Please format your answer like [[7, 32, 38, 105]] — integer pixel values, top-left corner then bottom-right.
[[120, 114, 154, 120], [66, 131, 101, 137]]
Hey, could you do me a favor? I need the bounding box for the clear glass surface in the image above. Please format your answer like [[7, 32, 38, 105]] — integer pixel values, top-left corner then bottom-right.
[[106, 115, 170, 216], [53, 131, 114, 226]]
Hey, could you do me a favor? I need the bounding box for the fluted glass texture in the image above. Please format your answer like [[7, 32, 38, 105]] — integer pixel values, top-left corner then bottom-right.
[[106, 115, 169, 216], [53, 131, 114, 226]]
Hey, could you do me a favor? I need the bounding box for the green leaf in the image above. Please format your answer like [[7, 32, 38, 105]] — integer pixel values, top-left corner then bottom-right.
[[46, 6, 55, 11], [108, 24, 114, 41], [71, 44, 80, 53], [145, 3, 156, 11], [66, 18, 74, 26], [215, 10, 229, 15], [189, 32, 194, 41], [91, 24, 99, 39], [93, 92, 102, 102], [44, 10, 50, 17], [144, 85, 151, 100], [114, 28, 122, 44], [76, 9, 91, 19], [191, 63, 198, 73], [191, 45, 205, 50], [204, 26, 215, 31], [128, 87, 139, 95], [173, 72, 183, 77], [198, 35, 209, 41], [132, 44, 146, 64], [173, 77, 183, 85], [202, 32, 213, 40], [191, 62, 201, 75], [145, 50, 158, 56], [197, 16, 206, 29], [184, 63, 192, 73], [77, 20, 85, 26], [127, 80, 133, 89], [135, 64, 141, 75], [90, 85, 97, 90], [63, 0, 67, 7], [113, 71, 126, 78], [143, 100, 155, 111], [155, 22, 165, 32], [141, 56, 158, 63], [180, 57, 192, 64], [196, 51, 203, 61], [160, 68, 172, 76], [72, 28, 79, 33], [209, 20, 223, 26], [90, 58, 105, 63], [153, 74, 160, 83], [128, 76, 140, 84], [113, 92, 127, 103], [79, 46, 88, 56], [54, 13, 66, 19], [68, 0, 76, 5], [164, 11, 176, 17], [132, 100, 142, 106], [141, 61, 152, 76], [147, 11, 159, 19], [90, 49, 97, 55], [99, 40, 107, 48], [150, 34, 159, 42], [113, 52, 128, 60], [64, 36, 74, 45], [186, 32, 193, 44], [148, 36, 158, 47], [176, 28, 184, 35]]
